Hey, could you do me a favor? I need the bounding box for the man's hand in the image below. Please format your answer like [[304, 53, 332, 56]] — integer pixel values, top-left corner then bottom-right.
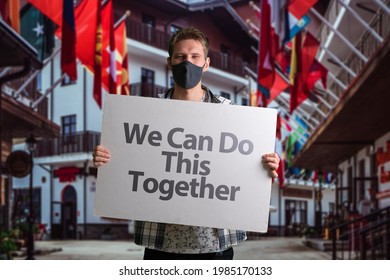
[[93, 145, 111, 168], [262, 153, 280, 178]]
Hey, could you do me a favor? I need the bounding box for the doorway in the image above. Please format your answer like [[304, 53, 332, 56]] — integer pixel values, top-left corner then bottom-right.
[[51, 185, 77, 239], [62, 185, 77, 239], [285, 200, 307, 236]]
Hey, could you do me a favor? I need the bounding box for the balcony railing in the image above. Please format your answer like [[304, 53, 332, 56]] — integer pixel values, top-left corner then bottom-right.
[[130, 82, 167, 98], [0, 66, 48, 119], [125, 19, 256, 77], [308, 0, 390, 131], [35, 131, 100, 157]]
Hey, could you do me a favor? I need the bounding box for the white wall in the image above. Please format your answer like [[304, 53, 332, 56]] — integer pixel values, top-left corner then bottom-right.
[[269, 183, 335, 227]]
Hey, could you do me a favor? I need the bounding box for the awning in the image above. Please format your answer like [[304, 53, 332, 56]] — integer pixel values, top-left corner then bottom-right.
[[292, 36, 390, 172]]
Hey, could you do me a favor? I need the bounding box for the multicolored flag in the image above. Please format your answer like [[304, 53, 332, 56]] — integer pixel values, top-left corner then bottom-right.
[[61, 0, 77, 81], [275, 113, 285, 187], [27, 0, 62, 26], [115, 17, 130, 95], [101, 0, 116, 94], [257, 0, 275, 106], [287, 0, 318, 20], [20, 4, 55, 61], [290, 31, 320, 113]]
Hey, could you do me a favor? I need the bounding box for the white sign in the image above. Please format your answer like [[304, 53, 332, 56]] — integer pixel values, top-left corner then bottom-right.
[[95, 94, 277, 232]]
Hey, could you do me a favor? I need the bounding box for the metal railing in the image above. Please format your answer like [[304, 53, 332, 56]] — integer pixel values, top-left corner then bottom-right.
[[306, 1, 390, 132], [35, 131, 100, 157], [331, 205, 390, 259], [129, 82, 167, 98], [359, 217, 390, 260], [0, 67, 48, 119]]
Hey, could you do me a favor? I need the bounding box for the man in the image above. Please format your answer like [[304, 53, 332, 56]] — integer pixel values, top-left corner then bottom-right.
[[93, 27, 280, 260]]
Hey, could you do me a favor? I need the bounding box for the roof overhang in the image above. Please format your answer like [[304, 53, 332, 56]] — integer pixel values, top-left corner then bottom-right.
[[292, 35, 390, 172], [0, 19, 42, 69], [0, 19, 59, 140]]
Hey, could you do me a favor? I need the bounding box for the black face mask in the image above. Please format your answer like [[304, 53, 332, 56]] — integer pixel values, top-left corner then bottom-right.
[[171, 61, 204, 89]]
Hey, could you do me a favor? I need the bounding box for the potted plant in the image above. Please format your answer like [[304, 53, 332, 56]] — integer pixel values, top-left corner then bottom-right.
[[299, 226, 317, 239], [0, 230, 18, 260]]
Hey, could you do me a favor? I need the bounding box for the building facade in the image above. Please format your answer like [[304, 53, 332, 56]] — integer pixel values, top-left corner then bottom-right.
[[7, 0, 342, 241]]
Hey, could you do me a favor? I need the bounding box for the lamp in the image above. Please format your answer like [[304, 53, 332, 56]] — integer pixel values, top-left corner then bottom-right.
[[25, 134, 37, 260], [26, 134, 37, 153]]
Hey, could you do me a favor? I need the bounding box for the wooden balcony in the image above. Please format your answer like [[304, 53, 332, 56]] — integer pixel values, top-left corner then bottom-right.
[[125, 19, 256, 77], [35, 131, 100, 158], [129, 82, 167, 98]]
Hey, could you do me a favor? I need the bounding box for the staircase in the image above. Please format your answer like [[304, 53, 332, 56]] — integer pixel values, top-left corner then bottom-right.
[[331, 206, 390, 260]]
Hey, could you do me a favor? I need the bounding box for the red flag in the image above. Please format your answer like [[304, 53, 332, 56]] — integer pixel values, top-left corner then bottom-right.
[[115, 18, 130, 95], [288, 0, 318, 20], [73, 0, 99, 73], [257, 0, 275, 105], [27, 0, 62, 26], [1, 0, 20, 32], [306, 59, 328, 91], [269, 71, 289, 103], [61, 0, 77, 81], [290, 31, 320, 113], [275, 114, 285, 187], [101, 0, 116, 94], [92, 0, 103, 107]]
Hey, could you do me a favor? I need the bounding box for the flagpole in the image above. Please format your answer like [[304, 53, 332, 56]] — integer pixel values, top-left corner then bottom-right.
[[277, 94, 319, 128], [328, 71, 347, 90], [310, 7, 368, 63], [315, 86, 340, 103], [249, 1, 261, 14], [372, 0, 390, 16], [275, 68, 329, 121], [313, 92, 333, 110], [244, 65, 318, 130], [277, 107, 310, 145], [14, 47, 61, 98], [278, 106, 312, 136], [31, 73, 67, 109], [246, 19, 259, 33], [338, 0, 383, 43], [114, 10, 131, 29], [306, 98, 327, 118], [319, 44, 357, 77]]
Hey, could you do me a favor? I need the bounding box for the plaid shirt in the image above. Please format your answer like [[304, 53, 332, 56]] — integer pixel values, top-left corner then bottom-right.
[[133, 86, 247, 254]]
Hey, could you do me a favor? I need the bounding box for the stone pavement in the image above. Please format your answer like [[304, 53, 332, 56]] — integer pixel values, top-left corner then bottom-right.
[[14, 237, 331, 260]]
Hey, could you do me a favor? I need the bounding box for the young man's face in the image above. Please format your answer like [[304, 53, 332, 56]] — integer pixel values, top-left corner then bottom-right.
[[169, 39, 210, 70]]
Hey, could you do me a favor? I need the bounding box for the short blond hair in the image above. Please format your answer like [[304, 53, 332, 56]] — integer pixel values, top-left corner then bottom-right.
[[168, 26, 209, 58]]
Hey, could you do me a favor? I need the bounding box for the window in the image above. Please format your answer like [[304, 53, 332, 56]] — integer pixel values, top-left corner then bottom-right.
[[169, 76, 175, 88], [241, 97, 248, 106], [142, 14, 155, 42], [142, 14, 155, 27], [36, 72, 42, 91], [329, 202, 335, 214], [141, 68, 155, 97], [220, 92, 231, 100], [170, 25, 181, 34], [61, 115, 77, 151], [62, 115, 77, 135], [285, 200, 308, 236], [220, 44, 230, 69]]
